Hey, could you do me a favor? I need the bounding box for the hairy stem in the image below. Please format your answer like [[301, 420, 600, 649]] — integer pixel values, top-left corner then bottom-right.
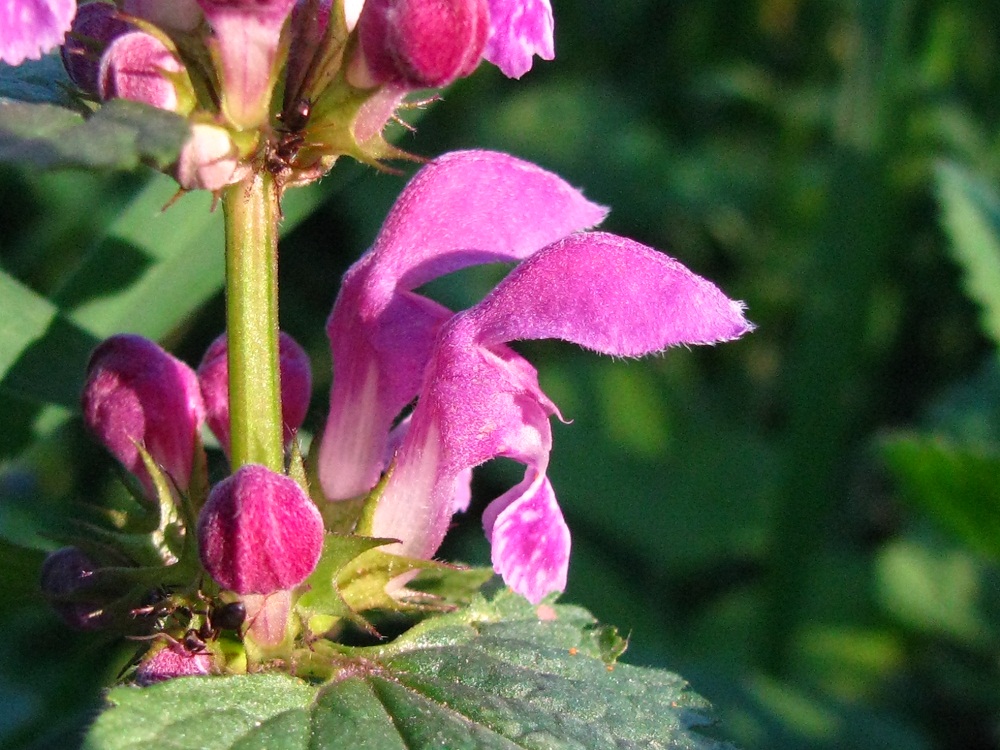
[[223, 171, 284, 472]]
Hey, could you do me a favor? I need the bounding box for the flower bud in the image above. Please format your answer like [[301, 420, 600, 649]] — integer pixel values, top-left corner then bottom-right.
[[97, 31, 188, 112], [197, 332, 313, 454], [82, 334, 205, 494], [195, 0, 297, 129], [60, 2, 133, 95], [175, 123, 250, 192], [134, 643, 213, 685], [122, 0, 204, 32], [198, 465, 324, 595], [40, 547, 108, 630], [353, 0, 489, 88]]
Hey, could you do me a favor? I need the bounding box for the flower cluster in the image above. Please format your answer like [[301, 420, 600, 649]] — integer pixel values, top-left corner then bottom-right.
[[1, 0, 555, 189], [42, 151, 750, 683]]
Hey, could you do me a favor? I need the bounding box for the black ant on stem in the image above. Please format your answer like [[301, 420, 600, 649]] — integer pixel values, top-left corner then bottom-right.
[[266, 98, 312, 180]]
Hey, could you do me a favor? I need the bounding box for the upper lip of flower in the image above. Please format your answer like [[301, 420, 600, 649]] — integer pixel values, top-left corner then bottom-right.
[[317, 149, 753, 603]]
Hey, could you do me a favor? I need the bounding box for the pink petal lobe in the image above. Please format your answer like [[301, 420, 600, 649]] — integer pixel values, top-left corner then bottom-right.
[[471, 232, 754, 354], [482, 0, 553, 79], [371, 334, 552, 559], [372, 150, 606, 289], [484, 470, 569, 604], [0, 0, 75, 66]]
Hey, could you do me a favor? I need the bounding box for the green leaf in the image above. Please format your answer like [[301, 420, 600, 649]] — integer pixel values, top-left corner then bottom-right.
[[0, 172, 329, 414], [0, 99, 189, 171], [880, 433, 1000, 559], [935, 161, 1000, 348], [0, 269, 100, 409], [876, 536, 1000, 651], [86, 593, 727, 750], [0, 55, 80, 107]]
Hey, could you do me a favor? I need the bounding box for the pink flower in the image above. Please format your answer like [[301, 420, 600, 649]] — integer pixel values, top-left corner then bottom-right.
[[82, 334, 205, 495], [0, 0, 76, 67], [350, 0, 552, 87], [198, 464, 324, 595], [198, 331, 313, 456], [319, 149, 752, 603], [317, 150, 606, 501], [174, 123, 251, 192]]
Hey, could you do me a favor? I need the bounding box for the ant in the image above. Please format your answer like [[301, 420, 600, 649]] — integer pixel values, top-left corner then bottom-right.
[[129, 591, 246, 654], [267, 98, 312, 179]]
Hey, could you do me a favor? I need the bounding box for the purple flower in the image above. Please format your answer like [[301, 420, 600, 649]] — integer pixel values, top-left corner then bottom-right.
[[317, 150, 607, 501], [319, 149, 752, 602], [483, 0, 553, 78], [60, 2, 133, 95], [0, 0, 76, 67]]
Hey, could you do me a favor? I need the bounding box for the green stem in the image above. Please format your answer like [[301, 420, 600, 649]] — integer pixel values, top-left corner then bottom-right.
[[223, 170, 284, 472]]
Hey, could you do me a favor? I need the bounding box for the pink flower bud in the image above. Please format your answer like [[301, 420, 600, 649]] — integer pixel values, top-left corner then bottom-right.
[[122, 0, 203, 32], [175, 123, 250, 192], [195, 0, 297, 129], [198, 465, 324, 595], [40, 547, 109, 630], [82, 334, 205, 494], [97, 31, 186, 112], [354, 0, 489, 88], [134, 643, 213, 685], [60, 2, 133, 95], [197, 332, 313, 454]]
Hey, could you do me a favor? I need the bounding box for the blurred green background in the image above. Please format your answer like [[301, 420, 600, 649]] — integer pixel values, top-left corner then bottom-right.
[[6, 0, 1000, 747]]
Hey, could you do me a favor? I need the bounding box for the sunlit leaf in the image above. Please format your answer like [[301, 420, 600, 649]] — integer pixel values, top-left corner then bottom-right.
[[85, 592, 725, 750], [936, 161, 1000, 348]]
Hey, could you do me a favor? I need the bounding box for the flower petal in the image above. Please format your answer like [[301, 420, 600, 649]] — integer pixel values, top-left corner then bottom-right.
[[470, 231, 754, 354], [0, 0, 75, 66], [482, 0, 553, 79], [483, 469, 569, 604], [318, 150, 605, 501], [371, 334, 552, 559]]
